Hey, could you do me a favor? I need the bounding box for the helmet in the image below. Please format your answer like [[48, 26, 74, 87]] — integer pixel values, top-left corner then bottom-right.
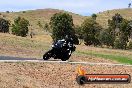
[[65, 35, 69, 40]]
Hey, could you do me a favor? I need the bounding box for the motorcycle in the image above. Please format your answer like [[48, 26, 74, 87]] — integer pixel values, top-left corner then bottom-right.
[[43, 39, 76, 61]]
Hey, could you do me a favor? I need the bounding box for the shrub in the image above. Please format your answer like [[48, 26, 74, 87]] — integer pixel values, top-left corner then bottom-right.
[[114, 34, 128, 50], [114, 38, 122, 49], [22, 11, 26, 13], [81, 18, 102, 46], [74, 25, 83, 39], [91, 14, 97, 20], [6, 11, 9, 13], [11, 17, 29, 37], [0, 18, 10, 33], [99, 30, 115, 47]]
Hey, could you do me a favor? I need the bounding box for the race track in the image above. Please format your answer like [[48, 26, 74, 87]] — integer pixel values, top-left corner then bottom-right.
[[0, 56, 132, 67]]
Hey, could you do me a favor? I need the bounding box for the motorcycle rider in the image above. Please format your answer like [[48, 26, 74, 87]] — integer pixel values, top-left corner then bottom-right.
[[43, 35, 75, 61], [53, 35, 73, 48], [65, 35, 73, 44], [62, 35, 74, 48]]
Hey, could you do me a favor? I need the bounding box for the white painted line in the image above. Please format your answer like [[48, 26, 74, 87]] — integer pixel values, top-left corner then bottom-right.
[[0, 60, 132, 67], [69, 62, 132, 67]]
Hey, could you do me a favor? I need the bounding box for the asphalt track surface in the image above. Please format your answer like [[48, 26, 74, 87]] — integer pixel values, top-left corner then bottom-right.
[[0, 56, 132, 67]]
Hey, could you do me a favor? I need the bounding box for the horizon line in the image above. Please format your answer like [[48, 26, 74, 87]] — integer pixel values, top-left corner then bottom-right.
[[0, 7, 130, 16]]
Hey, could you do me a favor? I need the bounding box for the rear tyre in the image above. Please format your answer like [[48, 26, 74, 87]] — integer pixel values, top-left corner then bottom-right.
[[43, 50, 52, 60]]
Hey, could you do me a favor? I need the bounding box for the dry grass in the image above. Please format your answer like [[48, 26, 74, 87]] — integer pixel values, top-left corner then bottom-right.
[[96, 8, 132, 28], [1, 8, 132, 32], [0, 33, 132, 64], [1, 8, 86, 34], [0, 33, 52, 58]]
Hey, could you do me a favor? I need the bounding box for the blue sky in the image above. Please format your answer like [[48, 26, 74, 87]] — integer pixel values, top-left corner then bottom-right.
[[0, 0, 131, 16]]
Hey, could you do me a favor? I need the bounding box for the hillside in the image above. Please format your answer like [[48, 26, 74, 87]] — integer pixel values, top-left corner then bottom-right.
[[0, 9, 86, 34], [1, 8, 132, 31], [96, 8, 132, 28]]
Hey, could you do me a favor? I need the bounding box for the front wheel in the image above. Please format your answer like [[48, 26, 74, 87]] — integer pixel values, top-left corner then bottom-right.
[[43, 50, 52, 60], [61, 57, 69, 61]]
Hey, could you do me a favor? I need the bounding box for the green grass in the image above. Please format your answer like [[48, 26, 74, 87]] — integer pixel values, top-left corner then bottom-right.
[[76, 50, 132, 65]]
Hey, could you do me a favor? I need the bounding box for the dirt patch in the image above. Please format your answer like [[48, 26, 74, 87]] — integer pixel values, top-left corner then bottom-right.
[[0, 62, 131, 88], [0, 45, 42, 58]]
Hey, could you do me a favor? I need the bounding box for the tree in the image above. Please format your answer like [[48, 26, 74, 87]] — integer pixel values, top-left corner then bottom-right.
[[6, 11, 9, 13], [114, 34, 128, 49], [112, 13, 123, 28], [74, 25, 84, 44], [128, 3, 131, 8], [11, 17, 29, 37], [74, 25, 83, 39], [22, 11, 26, 13], [81, 18, 102, 46], [99, 30, 115, 47], [91, 14, 97, 20], [108, 13, 123, 36], [119, 19, 132, 38], [115, 19, 132, 49], [50, 12, 79, 44], [108, 14, 132, 49], [107, 13, 123, 48], [0, 18, 10, 33]]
